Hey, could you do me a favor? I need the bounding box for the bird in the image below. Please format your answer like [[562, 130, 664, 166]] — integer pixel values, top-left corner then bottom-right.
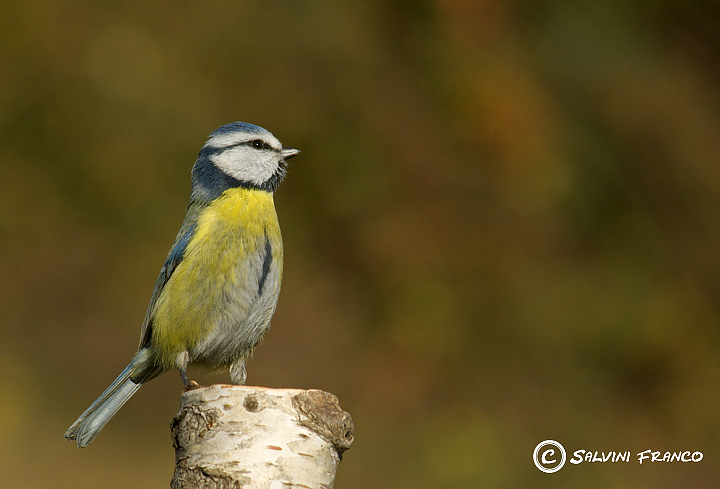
[[65, 122, 299, 447]]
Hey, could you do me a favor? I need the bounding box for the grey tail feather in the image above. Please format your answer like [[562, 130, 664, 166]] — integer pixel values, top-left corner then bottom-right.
[[65, 363, 142, 447]]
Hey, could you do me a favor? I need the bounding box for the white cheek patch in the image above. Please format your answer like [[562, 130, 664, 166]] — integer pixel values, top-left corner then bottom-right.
[[210, 147, 279, 187]]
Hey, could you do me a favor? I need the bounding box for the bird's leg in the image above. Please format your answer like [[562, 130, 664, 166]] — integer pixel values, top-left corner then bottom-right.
[[179, 367, 190, 386], [229, 358, 247, 385], [176, 351, 199, 390]]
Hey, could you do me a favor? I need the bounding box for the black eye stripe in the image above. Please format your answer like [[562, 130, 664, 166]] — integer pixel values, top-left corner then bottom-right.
[[247, 139, 275, 151], [201, 139, 279, 156]]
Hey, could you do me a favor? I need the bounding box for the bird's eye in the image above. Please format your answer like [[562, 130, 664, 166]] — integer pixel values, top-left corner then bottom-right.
[[251, 139, 264, 149]]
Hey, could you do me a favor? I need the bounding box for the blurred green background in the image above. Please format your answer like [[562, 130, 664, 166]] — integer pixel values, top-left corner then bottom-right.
[[2, 0, 720, 487]]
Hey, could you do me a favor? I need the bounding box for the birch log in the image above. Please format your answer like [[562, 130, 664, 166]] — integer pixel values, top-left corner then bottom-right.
[[170, 385, 354, 489]]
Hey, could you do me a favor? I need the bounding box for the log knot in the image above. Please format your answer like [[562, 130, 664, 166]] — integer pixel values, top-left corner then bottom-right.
[[292, 390, 354, 454], [171, 404, 220, 454], [171, 466, 242, 489]]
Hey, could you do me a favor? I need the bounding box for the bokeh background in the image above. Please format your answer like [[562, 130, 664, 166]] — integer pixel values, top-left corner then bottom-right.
[[2, 1, 720, 487]]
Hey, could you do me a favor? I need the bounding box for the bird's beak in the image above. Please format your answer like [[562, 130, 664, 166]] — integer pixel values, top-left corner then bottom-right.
[[281, 146, 300, 160]]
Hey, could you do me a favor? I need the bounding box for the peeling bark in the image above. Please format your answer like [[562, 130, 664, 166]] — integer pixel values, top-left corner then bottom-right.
[[171, 385, 354, 489]]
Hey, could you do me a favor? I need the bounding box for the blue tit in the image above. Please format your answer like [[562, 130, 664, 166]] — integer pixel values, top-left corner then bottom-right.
[[65, 122, 299, 447]]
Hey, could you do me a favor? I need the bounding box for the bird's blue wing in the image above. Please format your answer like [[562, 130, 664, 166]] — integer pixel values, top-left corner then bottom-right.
[[138, 222, 197, 349], [162, 224, 196, 283]]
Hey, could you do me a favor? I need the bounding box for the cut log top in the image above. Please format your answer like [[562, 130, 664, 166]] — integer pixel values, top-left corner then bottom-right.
[[171, 385, 354, 489]]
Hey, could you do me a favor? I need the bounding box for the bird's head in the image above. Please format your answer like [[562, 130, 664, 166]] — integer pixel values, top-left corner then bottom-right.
[[191, 122, 299, 200]]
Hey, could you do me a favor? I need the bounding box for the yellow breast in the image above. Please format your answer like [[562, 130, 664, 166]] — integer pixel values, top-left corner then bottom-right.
[[150, 188, 283, 368]]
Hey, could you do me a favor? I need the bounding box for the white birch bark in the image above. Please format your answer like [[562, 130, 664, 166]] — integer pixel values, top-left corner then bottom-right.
[[171, 385, 354, 489]]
